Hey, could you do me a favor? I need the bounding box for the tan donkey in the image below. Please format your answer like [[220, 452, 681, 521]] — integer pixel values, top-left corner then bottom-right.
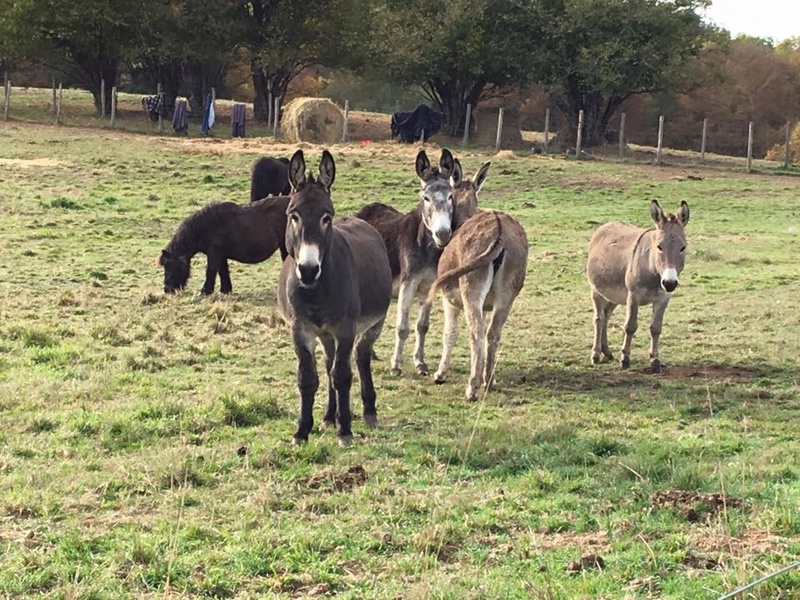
[[586, 200, 690, 373], [425, 209, 529, 400]]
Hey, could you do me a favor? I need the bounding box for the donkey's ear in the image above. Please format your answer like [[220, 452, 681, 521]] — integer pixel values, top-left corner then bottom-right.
[[650, 200, 665, 226], [415, 150, 432, 182], [158, 249, 171, 266], [288, 150, 306, 192], [677, 200, 690, 226], [450, 158, 463, 186], [474, 161, 491, 194], [439, 148, 455, 179], [318, 149, 336, 191]]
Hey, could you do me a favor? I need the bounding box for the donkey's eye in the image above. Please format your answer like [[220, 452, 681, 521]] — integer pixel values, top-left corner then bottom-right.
[[657, 244, 663, 251], [321, 215, 332, 227], [680, 246, 686, 252], [423, 196, 431, 203], [290, 213, 300, 226]]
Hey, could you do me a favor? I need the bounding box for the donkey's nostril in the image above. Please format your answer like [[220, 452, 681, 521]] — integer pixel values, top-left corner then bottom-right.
[[661, 279, 678, 293], [298, 264, 321, 285], [434, 228, 452, 247]]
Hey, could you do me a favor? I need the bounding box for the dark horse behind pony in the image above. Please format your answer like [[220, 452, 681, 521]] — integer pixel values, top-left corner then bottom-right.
[[159, 197, 289, 295]]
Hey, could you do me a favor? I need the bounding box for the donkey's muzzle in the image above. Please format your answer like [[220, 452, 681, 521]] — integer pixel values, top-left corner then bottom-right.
[[297, 264, 321, 286], [661, 279, 678, 293], [433, 227, 452, 248]]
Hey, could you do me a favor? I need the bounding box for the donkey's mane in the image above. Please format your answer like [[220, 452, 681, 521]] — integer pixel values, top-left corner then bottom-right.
[[165, 202, 232, 256]]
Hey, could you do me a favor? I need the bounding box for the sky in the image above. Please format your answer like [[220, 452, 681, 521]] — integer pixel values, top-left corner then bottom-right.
[[702, 0, 798, 42]]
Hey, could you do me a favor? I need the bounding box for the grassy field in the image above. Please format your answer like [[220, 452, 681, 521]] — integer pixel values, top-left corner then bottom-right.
[[1, 109, 800, 599]]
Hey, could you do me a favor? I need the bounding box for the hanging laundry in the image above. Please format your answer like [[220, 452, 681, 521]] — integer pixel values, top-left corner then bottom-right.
[[231, 103, 246, 137], [201, 92, 215, 135], [172, 98, 188, 135]]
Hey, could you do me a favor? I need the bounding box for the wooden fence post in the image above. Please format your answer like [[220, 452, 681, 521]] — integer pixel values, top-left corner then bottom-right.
[[462, 103, 472, 145], [3, 78, 10, 121], [273, 96, 280, 137], [544, 107, 550, 152], [110, 86, 117, 128], [575, 109, 584, 157], [785, 120, 793, 168], [55, 83, 63, 124], [100, 78, 106, 118], [342, 99, 349, 142], [495, 108, 505, 152], [618, 112, 626, 159], [157, 83, 164, 133], [656, 115, 665, 164], [746, 121, 754, 172], [52, 76, 57, 114], [700, 118, 708, 163]]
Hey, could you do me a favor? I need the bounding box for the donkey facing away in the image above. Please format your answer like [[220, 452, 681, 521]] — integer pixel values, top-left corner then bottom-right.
[[159, 197, 288, 295], [425, 209, 529, 401], [250, 156, 291, 201], [356, 150, 491, 376], [278, 149, 392, 446], [586, 200, 690, 373]]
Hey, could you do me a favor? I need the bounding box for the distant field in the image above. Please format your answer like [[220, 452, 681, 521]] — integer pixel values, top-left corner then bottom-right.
[[1, 114, 800, 599]]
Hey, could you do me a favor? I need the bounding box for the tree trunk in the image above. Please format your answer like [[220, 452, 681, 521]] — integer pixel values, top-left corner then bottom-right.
[[251, 59, 270, 122], [425, 78, 485, 139], [185, 60, 228, 116]]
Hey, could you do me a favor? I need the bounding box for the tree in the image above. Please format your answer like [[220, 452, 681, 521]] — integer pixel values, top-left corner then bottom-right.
[[369, 0, 541, 136], [534, 0, 712, 147], [6, 0, 137, 113], [242, 0, 367, 121]]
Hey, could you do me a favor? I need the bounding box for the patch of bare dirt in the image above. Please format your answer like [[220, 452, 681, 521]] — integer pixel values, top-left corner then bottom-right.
[[298, 464, 368, 493], [651, 489, 745, 523], [648, 364, 755, 383], [0, 157, 63, 168], [689, 527, 788, 559], [530, 529, 611, 553]]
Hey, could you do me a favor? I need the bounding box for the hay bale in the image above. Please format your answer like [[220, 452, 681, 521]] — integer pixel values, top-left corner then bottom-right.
[[281, 97, 344, 144]]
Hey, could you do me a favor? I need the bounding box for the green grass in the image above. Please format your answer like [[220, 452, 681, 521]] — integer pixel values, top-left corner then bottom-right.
[[1, 111, 800, 599]]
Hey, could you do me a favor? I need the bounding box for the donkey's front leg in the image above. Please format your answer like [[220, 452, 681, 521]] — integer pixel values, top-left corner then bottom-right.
[[331, 333, 356, 446], [201, 254, 219, 295], [392, 277, 420, 374], [434, 300, 460, 384], [620, 294, 639, 370], [219, 259, 233, 294], [292, 326, 319, 445], [648, 295, 671, 373], [319, 335, 337, 427], [413, 298, 432, 375]]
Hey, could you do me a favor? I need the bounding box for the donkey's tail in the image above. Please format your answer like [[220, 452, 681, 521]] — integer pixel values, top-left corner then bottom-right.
[[426, 212, 503, 305]]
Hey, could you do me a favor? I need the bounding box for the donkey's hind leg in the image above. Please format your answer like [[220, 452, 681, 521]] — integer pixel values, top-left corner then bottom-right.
[[463, 269, 492, 401], [356, 319, 385, 429], [413, 298, 432, 375], [434, 300, 460, 385], [590, 289, 615, 364], [484, 304, 511, 392], [391, 276, 421, 374], [219, 259, 233, 294]]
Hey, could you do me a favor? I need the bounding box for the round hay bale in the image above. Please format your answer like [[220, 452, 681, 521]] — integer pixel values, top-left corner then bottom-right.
[[281, 97, 344, 144]]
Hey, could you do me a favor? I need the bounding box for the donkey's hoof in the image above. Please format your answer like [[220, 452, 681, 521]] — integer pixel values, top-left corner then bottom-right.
[[591, 354, 601, 365], [322, 419, 337, 428], [363, 414, 379, 429], [371, 350, 380, 361], [291, 435, 307, 446], [620, 356, 631, 370], [465, 386, 479, 402], [416, 363, 429, 376], [338, 435, 354, 448], [651, 359, 663, 374], [391, 367, 402, 376], [220, 288, 232, 294], [603, 352, 615, 362], [434, 372, 447, 384]]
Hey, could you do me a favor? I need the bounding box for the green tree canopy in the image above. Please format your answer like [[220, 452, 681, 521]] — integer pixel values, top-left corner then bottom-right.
[[534, 0, 713, 147]]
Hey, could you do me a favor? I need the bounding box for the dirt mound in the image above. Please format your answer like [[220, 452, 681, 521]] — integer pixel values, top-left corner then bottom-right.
[[298, 465, 368, 493], [651, 489, 744, 522]]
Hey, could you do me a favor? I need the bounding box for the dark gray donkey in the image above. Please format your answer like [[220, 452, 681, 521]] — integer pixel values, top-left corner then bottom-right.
[[277, 149, 392, 446], [355, 148, 456, 376]]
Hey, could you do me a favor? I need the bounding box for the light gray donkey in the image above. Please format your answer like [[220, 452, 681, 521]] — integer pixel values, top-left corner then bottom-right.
[[586, 200, 690, 373]]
